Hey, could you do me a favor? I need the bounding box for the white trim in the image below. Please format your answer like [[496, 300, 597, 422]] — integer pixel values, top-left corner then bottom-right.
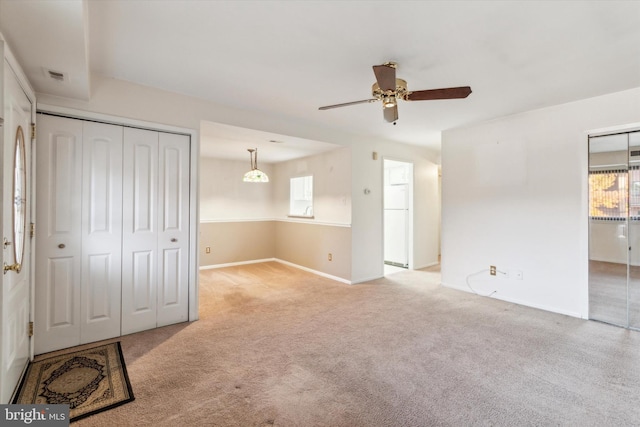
[[382, 157, 415, 271], [37, 103, 194, 136], [200, 218, 352, 228], [200, 258, 352, 285], [200, 218, 275, 223], [34, 105, 201, 323], [189, 122, 201, 323], [3, 39, 36, 104], [274, 259, 351, 284], [199, 258, 276, 270], [351, 274, 384, 284], [586, 122, 640, 138], [278, 217, 351, 227], [440, 282, 585, 319], [414, 261, 440, 270]]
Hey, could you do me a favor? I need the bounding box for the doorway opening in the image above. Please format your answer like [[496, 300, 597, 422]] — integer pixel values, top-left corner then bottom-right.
[[383, 159, 413, 276]]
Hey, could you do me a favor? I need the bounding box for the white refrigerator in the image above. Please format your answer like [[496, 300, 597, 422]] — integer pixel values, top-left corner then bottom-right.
[[384, 183, 409, 267]]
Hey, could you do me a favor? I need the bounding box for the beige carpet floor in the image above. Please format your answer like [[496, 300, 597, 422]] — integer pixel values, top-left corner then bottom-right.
[[73, 261, 640, 426]]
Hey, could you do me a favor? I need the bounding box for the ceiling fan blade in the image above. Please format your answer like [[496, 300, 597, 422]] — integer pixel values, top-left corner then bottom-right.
[[383, 105, 398, 123], [318, 99, 378, 110], [406, 86, 472, 101], [373, 64, 396, 92]]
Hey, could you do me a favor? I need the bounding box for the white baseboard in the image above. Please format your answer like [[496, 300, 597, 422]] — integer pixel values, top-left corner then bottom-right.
[[199, 258, 276, 270], [414, 261, 440, 270], [199, 258, 352, 285], [274, 259, 352, 284], [351, 274, 384, 284], [440, 281, 583, 319], [495, 293, 584, 319]]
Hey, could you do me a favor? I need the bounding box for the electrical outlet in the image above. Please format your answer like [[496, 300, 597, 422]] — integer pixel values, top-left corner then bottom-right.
[[328, 253, 332, 261], [490, 265, 496, 276], [205, 246, 211, 254]]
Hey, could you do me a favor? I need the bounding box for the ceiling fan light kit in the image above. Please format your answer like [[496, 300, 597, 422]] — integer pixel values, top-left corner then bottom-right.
[[382, 95, 397, 109], [319, 61, 472, 123]]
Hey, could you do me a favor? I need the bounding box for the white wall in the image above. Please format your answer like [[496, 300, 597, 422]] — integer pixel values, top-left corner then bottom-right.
[[441, 87, 640, 318], [273, 147, 351, 225], [38, 75, 441, 284], [350, 141, 440, 282], [200, 157, 274, 220], [199, 148, 350, 224], [413, 157, 440, 269]]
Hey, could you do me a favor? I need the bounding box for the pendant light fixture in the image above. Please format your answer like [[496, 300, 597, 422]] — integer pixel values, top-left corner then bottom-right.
[[243, 148, 269, 183]]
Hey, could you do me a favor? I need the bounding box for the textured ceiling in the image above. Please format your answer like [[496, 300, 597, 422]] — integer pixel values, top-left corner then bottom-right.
[[1, 1, 639, 162]]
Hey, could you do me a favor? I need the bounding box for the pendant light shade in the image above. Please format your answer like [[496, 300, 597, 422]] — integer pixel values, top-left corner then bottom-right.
[[243, 148, 269, 183]]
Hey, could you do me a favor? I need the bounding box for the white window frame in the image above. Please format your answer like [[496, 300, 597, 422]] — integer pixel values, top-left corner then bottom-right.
[[289, 175, 314, 218]]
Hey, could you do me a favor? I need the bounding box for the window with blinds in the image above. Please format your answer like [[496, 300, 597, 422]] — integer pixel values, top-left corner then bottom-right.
[[589, 167, 640, 220]]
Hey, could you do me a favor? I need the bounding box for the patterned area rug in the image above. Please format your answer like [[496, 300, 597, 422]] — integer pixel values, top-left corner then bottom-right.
[[13, 342, 134, 422]]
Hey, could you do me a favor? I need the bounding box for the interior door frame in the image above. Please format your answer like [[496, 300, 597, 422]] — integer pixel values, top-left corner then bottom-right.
[[382, 156, 414, 272], [36, 103, 201, 325]]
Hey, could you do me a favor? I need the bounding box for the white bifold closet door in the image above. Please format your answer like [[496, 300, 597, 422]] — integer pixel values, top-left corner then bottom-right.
[[35, 115, 190, 354], [35, 116, 123, 354], [121, 127, 190, 335]]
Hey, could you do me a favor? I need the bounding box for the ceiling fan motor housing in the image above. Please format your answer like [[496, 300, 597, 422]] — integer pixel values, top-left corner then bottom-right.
[[372, 78, 409, 106]]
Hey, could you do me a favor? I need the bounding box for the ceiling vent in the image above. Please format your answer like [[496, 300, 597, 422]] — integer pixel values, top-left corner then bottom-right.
[[43, 68, 67, 82]]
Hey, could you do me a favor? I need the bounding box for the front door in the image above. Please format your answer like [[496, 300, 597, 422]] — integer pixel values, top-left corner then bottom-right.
[[0, 61, 33, 402]]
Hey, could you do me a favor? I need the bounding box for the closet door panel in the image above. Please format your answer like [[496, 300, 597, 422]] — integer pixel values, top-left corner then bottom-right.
[[80, 121, 123, 343], [122, 127, 158, 335], [161, 248, 180, 305], [35, 115, 83, 354], [157, 133, 189, 327], [131, 250, 154, 308]]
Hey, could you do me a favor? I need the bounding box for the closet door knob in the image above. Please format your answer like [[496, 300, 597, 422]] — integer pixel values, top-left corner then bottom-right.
[[171, 238, 177, 242], [58, 243, 66, 249]]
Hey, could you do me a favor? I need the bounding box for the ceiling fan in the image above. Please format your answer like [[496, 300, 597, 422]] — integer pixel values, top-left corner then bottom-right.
[[318, 61, 472, 123]]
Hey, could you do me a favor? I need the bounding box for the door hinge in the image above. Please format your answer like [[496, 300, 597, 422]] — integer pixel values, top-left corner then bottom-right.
[[30, 223, 35, 238], [28, 321, 33, 337], [31, 123, 36, 140]]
